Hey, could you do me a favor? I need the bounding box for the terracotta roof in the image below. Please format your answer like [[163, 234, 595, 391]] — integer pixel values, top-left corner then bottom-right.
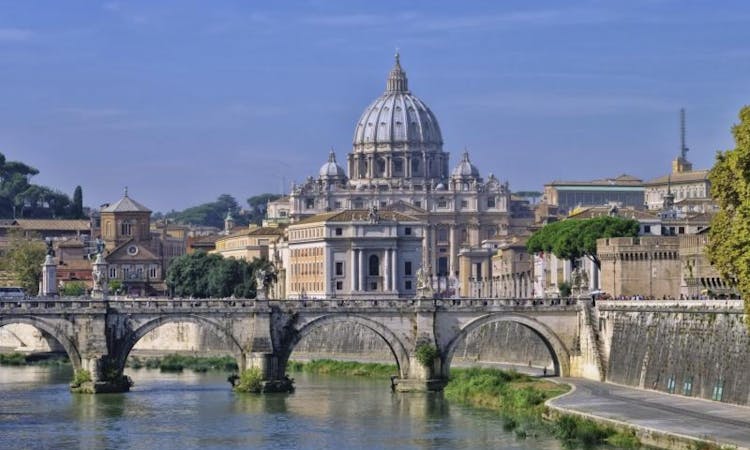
[[14, 219, 90, 231], [645, 169, 709, 186], [292, 209, 421, 226], [101, 194, 151, 213]]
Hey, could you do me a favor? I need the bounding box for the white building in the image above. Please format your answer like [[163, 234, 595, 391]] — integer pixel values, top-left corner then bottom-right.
[[284, 208, 423, 299]]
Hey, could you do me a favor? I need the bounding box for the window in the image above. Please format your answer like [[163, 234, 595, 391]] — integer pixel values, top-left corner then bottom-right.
[[413, 200, 421, 208], [335, 228, 343, 236], [683, 377, 693, 396], [487, 197, 496, 208], [335, 261, 344, 276], [394, 160, 403, 173], [109, 267, 117, 278], [380, 201, 387, 208], [405, 261, 412, 276], [405, 227, 412, 235], [437, 228, 448, 242], [334, 201, 341, 209], [437, 199, 447, 208], [437, 257, 448, 276], [712, 379, 724, 401], [644, 225, 651, 233], [678, 226, 685, 234], [149, 265, 158, 278], [461, 200, 468, 208], [405, 280, 412, 290], [305, 199, 315, 209], [369, 255, 380, 276], [120, 221, 133, 236], [336, 281, 343, 290]]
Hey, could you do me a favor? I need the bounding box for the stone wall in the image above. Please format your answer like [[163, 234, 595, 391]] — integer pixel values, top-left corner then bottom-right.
[[290, 321, 554, 369], [599, 301, 749, 406]]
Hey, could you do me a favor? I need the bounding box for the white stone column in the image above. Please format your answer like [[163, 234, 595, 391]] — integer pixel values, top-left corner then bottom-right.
[[384, 249, 391, 291], [448, 225, 456, 276], [359, 250, 365, 292], [391, 249, 397, 293], [351, 249, 357, 292]]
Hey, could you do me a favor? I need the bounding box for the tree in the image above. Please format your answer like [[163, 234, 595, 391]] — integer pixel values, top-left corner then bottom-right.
[[527, 216, 639, 268], [246, 193, 282, 224], [71, 185, 84, 219], [1, 231, 46, 295], [706, 106, 750, 316], [165, 194, 247, 228], [166, 252, 275, 299]]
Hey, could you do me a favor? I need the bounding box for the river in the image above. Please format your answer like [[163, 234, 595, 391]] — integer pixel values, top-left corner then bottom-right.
[[0, 365, 569, 450]]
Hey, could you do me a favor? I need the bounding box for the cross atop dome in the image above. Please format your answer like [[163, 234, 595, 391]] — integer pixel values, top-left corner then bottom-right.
[[386, 52, 408, 93]]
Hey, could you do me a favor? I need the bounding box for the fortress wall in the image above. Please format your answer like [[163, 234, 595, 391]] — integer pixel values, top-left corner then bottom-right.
[[600, 300, 750, 405]]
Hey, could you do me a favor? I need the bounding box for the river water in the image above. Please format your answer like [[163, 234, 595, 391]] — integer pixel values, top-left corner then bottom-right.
[[0, 366, 567, 450]]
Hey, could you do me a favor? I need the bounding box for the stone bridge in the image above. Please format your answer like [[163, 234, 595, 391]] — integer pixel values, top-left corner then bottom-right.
[[0, 297, 602, 393]]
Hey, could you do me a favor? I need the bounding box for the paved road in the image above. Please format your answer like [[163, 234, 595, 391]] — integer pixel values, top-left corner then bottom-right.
[[549, 378, 750, 449]]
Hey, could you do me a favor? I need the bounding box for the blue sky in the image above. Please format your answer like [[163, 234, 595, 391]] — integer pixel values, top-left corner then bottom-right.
[[2, 1, 749, 212]]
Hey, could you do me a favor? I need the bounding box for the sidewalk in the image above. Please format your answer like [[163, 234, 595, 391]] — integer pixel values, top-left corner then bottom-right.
[[548, 378, 750, 449]]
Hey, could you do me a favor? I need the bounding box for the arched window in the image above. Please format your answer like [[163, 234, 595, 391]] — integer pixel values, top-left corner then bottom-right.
[[369, 254, 380, 276]]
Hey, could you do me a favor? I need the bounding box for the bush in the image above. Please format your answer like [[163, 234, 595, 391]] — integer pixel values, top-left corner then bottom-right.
[[60, 281, 86, 297], [0, 352, 28, 365], [70, 369, 92, 388], [557, 281, 572, 298], [415, 343, 438, 367], [234, 368, 263, 393]]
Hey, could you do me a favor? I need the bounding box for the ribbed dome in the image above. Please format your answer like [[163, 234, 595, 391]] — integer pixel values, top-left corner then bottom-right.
[[319, 149, 346, 178], [352, 54, 443, 149], [452, 151, 480, 178]]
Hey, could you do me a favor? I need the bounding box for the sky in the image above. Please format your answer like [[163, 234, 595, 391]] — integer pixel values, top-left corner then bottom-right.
[[1, 0, 749, 213]]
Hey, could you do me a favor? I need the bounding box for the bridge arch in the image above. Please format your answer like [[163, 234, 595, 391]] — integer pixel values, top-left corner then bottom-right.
[[115, 315, 245, 372], [281, 314, 410, 378], [0, 316, 82, 370], [442, 313, 571, 378]]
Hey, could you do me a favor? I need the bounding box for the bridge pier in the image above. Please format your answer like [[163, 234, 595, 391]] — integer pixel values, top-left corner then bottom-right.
[[71, 355, 132, 394], [246, 352, 294, 393], [392, 356, 447, 392]]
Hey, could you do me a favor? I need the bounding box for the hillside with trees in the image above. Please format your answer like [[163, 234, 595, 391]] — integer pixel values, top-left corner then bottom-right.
[[0, 152, 83, 219], [162, 193, 281, 228]]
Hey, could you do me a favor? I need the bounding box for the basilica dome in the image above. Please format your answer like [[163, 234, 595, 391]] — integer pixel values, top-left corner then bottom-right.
[[319, 150, 346, 178], [352, 54, 443, 150], [452, 151, 480, 178]]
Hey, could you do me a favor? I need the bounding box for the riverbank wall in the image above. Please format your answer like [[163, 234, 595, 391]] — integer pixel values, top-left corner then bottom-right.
[[598, 300, 749, 406]]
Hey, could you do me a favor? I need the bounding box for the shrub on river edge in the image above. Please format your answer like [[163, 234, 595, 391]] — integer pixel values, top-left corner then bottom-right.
[[0, 352, 70, 366], [127, 354, 238, 373], [287, 359, 397, 378]]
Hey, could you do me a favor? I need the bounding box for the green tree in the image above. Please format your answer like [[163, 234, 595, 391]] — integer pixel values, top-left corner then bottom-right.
[[246, 193, 282, 224], [706, 106, 750, 315], [71, 185, 84, 219], [60, 281, 86, 296], [166, 252, 276, 299], [1, 231, 46, 295], [527, 216, 639, 268]]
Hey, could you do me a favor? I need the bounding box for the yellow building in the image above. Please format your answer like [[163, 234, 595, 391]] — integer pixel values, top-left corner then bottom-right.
[[212, 226, 285, 261]]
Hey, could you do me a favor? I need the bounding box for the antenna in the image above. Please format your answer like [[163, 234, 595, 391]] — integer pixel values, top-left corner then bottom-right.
[[680, 108, 689, 160]]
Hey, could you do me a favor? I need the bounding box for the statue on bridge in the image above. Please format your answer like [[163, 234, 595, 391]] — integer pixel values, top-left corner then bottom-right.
[[415, 265, 434, 299]]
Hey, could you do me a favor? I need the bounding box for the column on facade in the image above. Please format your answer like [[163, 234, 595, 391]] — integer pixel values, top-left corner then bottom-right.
[[328, 247, 335, 297], [359, 249, 365, 292], [384, 249, 391, 291], [351, 249, 357, 292], [406, 157, 411, 178], [391, 248, 397, 293], [448, 225, 457, 276], [385, 156, 391, 178], [429, 225, 437, 272]]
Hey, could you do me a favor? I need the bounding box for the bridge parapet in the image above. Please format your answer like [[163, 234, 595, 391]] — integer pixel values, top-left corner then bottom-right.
[[597, 299, 744, 314]]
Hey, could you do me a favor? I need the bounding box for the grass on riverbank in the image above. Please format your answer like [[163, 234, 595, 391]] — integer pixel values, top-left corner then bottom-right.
[[127, 354, 238, 373], [445, 367, 643, 448], [287, 359, 397, 378], [0, 352, 70, 367]]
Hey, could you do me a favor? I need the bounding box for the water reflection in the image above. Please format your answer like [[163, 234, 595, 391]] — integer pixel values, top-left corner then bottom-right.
[[0, 366, 565, 450]]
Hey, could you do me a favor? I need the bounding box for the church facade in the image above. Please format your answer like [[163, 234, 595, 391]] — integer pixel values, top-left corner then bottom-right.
[[268, 55, 512, 283]]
